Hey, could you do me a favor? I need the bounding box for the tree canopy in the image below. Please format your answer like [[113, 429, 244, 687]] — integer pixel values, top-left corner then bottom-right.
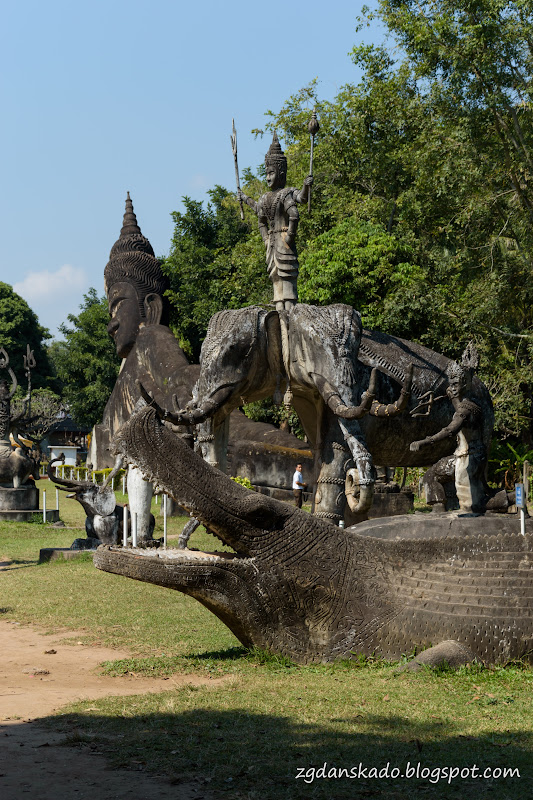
[[49, 289, 120, 428], [0, 282, 54, 390]]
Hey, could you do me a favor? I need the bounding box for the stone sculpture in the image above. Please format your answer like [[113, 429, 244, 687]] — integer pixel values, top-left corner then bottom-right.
[[0, 348, 38, 489], [94, 405, 533, 665], [47, 458, 134, 546], [237, 133, 312, 312], [98, 193, 197, 543], [410, 344, 488, 515], [158, 304, 492, 524]]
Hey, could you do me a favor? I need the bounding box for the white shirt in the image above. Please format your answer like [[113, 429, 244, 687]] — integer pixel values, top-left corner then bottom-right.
[[292, 470, 303, 490]]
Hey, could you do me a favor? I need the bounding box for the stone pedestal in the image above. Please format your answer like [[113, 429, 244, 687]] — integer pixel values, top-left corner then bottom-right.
[[0, 484, 59, 522], [0, 484, 38, 511]]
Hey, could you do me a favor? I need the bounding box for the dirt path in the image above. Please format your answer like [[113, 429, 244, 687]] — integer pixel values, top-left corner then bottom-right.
[[0, 620, 219, 799]]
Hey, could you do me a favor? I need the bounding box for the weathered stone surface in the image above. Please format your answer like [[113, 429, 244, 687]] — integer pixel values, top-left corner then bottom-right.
[[94, 407, 532, 665], [166, 303, 492, 524], [402, 640, 477, 672]]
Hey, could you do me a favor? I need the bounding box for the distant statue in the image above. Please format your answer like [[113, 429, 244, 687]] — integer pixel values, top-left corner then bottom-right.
[[237, 133, 312, 312], [410, 344, 487, 515], [101, 193, 196, 543], [0, 348, 37, 488]]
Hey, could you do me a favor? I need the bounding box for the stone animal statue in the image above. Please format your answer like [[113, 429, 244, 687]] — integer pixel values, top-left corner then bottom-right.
[[94, 406, 532, 665], [158, 303, 493, 524], [47, 459, 154, 545]]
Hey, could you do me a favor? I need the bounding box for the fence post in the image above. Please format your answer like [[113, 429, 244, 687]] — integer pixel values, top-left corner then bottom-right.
[[163, 494, 167, 549], [42, 490, 46, 523], [123, 505, 129, 547], [131, 512, 137, 548]]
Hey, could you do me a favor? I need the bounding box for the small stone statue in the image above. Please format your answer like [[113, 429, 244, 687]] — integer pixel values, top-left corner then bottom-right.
[[410, 344, 486, 515], [0, 348, 36, 488], [237, 133, 312, 312]]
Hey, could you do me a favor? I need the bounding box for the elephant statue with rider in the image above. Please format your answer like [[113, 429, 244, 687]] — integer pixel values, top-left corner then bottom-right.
[[146, 303, 493, 524]]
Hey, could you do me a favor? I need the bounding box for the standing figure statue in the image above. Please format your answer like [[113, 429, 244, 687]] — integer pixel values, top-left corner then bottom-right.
[[237, 133, 312, 312], [410, 345, 487, 516]]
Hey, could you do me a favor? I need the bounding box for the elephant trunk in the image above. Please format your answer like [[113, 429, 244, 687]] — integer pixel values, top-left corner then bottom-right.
[[139, 381, 233, 426], [345, 468, 375, 514], [186, 385, 233, 424]]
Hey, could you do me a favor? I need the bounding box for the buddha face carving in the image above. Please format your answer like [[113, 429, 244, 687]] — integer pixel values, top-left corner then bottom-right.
[[107, 282, 142, 359]]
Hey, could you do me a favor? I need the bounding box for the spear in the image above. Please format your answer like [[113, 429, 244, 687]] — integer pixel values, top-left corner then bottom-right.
[[23, 344, 36, 420], [231, 118, 244, 221], [307, 109, 320, 214]]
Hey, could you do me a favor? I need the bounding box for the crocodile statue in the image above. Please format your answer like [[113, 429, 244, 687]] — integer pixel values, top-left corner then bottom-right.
[[94, 405, 533, 665]]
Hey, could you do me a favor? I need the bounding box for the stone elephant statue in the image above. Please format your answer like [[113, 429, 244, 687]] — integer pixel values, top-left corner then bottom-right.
[[149, 304, 493, 524]]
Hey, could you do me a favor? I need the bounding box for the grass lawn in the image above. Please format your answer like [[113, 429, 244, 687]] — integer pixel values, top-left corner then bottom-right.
[[0, 479, 531, 799]]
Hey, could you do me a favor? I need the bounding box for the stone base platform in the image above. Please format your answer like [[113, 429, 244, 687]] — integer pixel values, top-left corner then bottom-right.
[[0, 484, 59, 523], [0, 509, 60, 523], [39, 547, 95, 563]]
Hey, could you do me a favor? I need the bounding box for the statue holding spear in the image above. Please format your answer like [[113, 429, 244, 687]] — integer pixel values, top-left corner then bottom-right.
[[232, 117, 317, 407], [232, 120, 316, 312]]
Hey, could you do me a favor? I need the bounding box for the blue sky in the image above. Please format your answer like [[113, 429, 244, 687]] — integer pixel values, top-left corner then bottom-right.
[[1, 1, 384, 339]]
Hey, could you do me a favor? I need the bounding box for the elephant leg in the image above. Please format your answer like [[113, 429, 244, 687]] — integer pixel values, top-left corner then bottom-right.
[[313, 419, 350, 525], [337, 418, 375, 514]]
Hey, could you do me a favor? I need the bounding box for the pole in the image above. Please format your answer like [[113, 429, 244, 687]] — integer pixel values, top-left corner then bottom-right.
[[122, 474, 126, 495], [163, 494, 168, 549], [123, 505, 129, 547], [231, 119, 244, 221], [42, 490, 46, 523], [523, 460, 529, 513], [131, 512, 137, 548], [307, 109, 319, 213], [56, 488, 59, 511]]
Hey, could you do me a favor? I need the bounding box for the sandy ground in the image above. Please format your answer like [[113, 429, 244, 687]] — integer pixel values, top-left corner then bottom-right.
[[0, 619, 220, 799]]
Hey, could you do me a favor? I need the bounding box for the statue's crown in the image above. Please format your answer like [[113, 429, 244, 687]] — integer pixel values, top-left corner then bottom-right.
[[265, 132, 287, 173], [104, 193, 169, 316]]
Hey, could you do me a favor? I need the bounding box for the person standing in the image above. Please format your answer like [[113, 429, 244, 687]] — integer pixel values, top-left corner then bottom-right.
[[293, 463, 305, 508]]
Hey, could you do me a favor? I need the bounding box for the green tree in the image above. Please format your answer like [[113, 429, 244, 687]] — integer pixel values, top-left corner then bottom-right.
[[49, 289, 119, 427], [163, 186, 270, 361], [12, 388, 63, 452], [257, 4, 533, 441], [0, 282, 54, 389]]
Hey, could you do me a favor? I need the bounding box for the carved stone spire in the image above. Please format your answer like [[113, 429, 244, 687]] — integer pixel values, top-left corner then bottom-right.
[[120, 191, 142, 238]]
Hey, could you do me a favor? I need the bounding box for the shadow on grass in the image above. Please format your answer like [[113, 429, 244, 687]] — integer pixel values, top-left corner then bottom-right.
[[0, 559, 41, 570], [38, 708, 530, 800], [182, 646, 248, 662]]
